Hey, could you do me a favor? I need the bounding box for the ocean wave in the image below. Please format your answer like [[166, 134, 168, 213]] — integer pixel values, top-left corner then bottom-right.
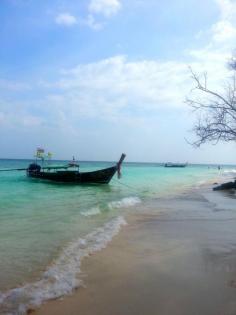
[[108, 196, 141, 209], [81, 207, 101, 217], [0, 216, 127, 315], [223, 169, 236, 176]]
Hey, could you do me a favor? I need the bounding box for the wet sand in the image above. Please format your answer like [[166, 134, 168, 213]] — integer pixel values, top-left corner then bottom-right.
[[35, 189, 236, 315]]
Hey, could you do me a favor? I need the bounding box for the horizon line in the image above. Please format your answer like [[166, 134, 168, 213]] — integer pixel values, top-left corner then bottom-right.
[[0, 157, 235, 166]]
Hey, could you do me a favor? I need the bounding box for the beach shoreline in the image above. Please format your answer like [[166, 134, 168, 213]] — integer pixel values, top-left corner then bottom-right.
[[34, 184, 236, 315]]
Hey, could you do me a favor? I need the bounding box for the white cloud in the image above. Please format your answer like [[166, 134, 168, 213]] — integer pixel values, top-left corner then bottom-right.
[[3, 1, 236, 162], [3, 0, 236, 133], [187, 0, 236, 79], [0, 79, 30, 91], [216, 0, 236, 20], [210, 0, 236, 45], [0, 103, 43, 129], [89, 0, 121, 17], [55, 13, 77, 27], [45, 1, 236, 122], [84, 0, 121, 30], [211, 20, 236, 43], [41, 55, 193, 127], [80, 14, 103, 31], [192, 0, 236, 53]]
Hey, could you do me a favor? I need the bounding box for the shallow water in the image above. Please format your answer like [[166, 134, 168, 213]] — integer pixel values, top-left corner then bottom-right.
[[36, 185, 236, 315], [0, 159, 235, 314]]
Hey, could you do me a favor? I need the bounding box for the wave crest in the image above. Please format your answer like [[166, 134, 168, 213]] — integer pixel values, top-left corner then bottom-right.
[[81, 207, 101, 217], [0, 216, 127, 315], [108, 196, 141, 209]]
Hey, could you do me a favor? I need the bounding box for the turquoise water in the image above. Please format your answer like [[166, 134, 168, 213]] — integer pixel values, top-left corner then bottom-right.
[[0, 159, 235, 314]]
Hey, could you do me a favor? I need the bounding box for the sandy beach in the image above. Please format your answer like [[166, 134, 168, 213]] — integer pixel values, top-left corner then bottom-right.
[[34, 187, 236, 315], [3, 0, 236, 313]]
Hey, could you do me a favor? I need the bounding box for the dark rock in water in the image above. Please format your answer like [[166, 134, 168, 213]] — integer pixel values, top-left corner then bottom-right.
[[213, 180, 236, 191]]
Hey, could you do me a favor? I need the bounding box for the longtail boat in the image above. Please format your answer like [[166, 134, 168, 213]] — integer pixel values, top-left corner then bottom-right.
[[164, 162, 187, 168], [0, 153, 126, 184]]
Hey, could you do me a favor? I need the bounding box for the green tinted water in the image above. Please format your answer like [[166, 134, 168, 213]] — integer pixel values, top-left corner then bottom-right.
[[0, 159, 233, 292]]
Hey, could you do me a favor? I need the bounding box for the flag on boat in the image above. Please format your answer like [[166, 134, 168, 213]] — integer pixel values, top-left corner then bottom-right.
[[36, 148, 45, 158]]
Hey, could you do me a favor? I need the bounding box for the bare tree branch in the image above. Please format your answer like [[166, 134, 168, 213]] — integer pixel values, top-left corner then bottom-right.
[[186, 67, 236, 147]]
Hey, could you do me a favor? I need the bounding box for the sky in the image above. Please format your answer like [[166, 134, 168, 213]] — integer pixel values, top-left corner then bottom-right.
[[1, 0, 236, 163]]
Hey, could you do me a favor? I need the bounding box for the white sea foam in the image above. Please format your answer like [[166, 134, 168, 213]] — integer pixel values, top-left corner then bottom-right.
[[0, 216, 127, 315], [108, 196, 141, 209], [81, 207, 101, 217], [223, 169, 236, 176]]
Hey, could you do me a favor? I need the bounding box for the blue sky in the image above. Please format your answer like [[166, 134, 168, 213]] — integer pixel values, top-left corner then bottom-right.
[[1, 0, 236, 163]]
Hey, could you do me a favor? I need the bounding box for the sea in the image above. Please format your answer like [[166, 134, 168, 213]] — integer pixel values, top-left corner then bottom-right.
[[0, 158, 235, 315]]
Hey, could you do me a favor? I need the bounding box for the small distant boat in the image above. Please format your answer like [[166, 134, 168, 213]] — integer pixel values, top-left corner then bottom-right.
[[164, 162, 187, 168], [0, 153, 126, 184]]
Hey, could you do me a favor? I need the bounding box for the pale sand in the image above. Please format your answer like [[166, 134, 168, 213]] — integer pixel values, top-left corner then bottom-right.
[[34, 193, 236, 315]]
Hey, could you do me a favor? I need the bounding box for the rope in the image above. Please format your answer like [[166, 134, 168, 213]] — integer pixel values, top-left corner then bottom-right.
[[112, 178, 140, 193]]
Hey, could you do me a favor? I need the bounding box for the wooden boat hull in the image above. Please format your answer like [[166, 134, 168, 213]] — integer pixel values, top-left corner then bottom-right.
[[164, 163, 187, 168], [27, 166, 118, 184], [0, 154, 126, 184]]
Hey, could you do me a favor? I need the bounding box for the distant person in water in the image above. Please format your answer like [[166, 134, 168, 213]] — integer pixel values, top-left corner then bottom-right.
[[218, 165, 221, 170]]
